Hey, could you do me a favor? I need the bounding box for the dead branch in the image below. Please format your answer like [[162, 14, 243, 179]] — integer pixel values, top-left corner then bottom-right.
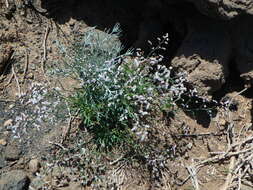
[[196, 142, 253, 167], [41, 24, 50, 74], [61, 108, 80, 144], [48, 141, 67, 150], [186, 166, 200, 190], [110, 155, 125, 166], [174, 175, 191, 186], [195, 119, 253, 190], [229, 136, 253, 150], [172, 132, 225, 138]]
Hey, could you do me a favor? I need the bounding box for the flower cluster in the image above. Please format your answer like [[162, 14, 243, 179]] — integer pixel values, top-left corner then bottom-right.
[[5, 82, 67, 140], [55, 24, 190, 148]]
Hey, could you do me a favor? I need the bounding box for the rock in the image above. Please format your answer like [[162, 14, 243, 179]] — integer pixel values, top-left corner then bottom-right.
[[240, 71, 253, 87], [164, 0, 253, 20], [0, 170, 30, 190], [68, 18, 76, 27], [186, 142, 193, 150], [3, 119, 13, 127], [186, 0, 253, 20], [0, 139, 7, 146], [141, 1, 253, 95], [28, 159, 40, 174], [171, 15, 230, 97], [4, 144, 21, 161]]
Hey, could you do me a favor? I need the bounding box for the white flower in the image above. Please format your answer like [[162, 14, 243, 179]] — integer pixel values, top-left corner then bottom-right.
[[139, 110, 148, 116]]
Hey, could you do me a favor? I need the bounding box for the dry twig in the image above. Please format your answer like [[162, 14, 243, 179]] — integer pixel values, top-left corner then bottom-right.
[[186, 166, 200, 190], [110, 155, 125, 165], [12, 66, 21, 97], [61, 109, 80, 143], [218, 124, 236, 190], [41, 24, 50, 73], [174, 175, 191, 186], [194, 121, 253, 190], [49, 141, 67, 150], [172, 132, 224, 138]]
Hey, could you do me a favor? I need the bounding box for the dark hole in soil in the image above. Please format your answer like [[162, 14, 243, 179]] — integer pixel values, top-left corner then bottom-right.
[[40, 0, 196, 60], [213, 60, 250, 100], [213, 59, 253, 124]]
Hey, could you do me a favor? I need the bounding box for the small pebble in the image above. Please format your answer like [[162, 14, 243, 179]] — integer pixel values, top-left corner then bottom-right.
[[0, 139, 7, 146], [4, 119, 13, 127], [219, 118, 227, 126], [26, 73, 34, 79], [8, 104, 15, 109], [28, 159, 41, 174], [186, 142, 193, 150]]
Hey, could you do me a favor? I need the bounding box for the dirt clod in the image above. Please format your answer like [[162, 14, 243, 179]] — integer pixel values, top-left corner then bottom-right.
[[3, 119, 13, 128], [28, 159, 40, 174], [4, 144, 21, 161]]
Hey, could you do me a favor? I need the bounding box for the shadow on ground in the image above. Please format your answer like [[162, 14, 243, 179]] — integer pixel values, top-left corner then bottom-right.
[[41, 0, 147, 48]]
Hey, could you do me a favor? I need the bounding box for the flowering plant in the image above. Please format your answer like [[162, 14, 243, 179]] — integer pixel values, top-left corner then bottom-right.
[[56, 24, 188, 149]]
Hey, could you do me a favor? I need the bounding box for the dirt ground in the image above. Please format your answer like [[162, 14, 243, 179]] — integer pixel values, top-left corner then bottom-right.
[[1, 2, 253, 190]]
